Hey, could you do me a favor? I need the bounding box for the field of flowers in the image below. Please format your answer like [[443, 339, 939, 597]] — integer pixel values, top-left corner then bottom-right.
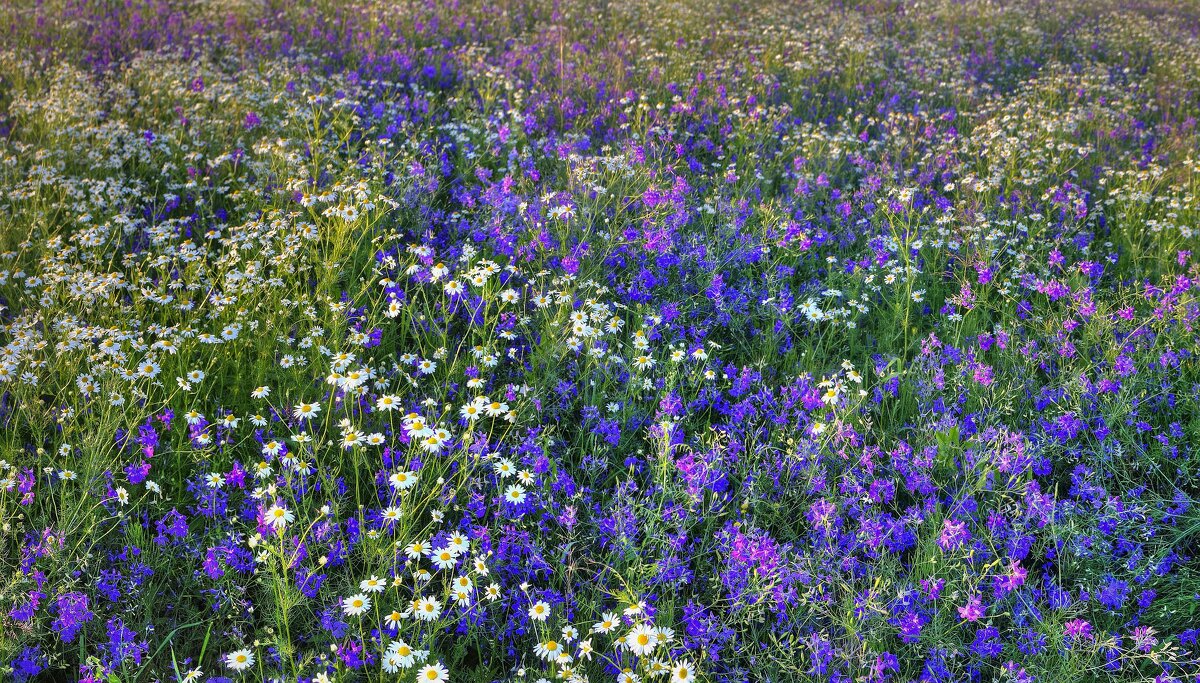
[[2, 0, 1200, 681]]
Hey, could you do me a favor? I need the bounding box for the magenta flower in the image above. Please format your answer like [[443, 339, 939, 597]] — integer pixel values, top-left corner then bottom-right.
[[1064, 619, 1093, 641], [957, 595, 984, 622]]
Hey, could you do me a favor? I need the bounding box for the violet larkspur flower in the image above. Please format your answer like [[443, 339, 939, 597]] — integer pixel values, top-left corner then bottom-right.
[[957, 595, 985, 623], [938, 519, 970, 552], [52, 592, 94, 642], [1064, 619, 1093, 642]]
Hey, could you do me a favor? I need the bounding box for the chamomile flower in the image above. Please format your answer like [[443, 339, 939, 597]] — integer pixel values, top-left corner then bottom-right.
[[417, 662, 448, 683], [577, 639, 594, 660], [388, 640, 417, 667], [224, 649, 255, 671], [342, 594, 371, 616], [534, 639, 564, 661], [625, 624, 657, 655], [527, 600, 551, 621], [445, 532, 469, 554], [412, 596, 443, 621], [672, 661, 696, 683], [381, 651, 403, 674], [459, 401, 483, 421], [431, 547, 460, 570], [593, 612, 620, 633], [504, 484, 527, 504], [494, 459, 516, 478], [617, 668, 640, 683], [360, 576, 386, 593], [293, 402, 321, 420], [473, 556, 489, 575], [265, 504, 293, 530], [383, 610, 404, 631], [390, 470, 418, 490]]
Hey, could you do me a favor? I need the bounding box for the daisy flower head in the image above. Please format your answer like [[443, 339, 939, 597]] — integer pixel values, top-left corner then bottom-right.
[[404, 540, 430, 559], [593, 612, 619, 633], [389, 470, 418, 490], [293, 401, 321, 420], [413, 596, 443, 621], [459, 401, 482, 421], [494, 458, 515, 478], [417, 661, 448, 683], [534, 638, 564, 662], [632, 355, 655, 371], [672, 660, 696, 683], [265, 504, 293, 530], [504, 484, 527, 505], [446, 532, 469, 554], [626, 624, 658, 656], [388, 640, 417, 667], [381, 651, 402, 674], [528, 600, 551, 621], [342, 593, 371, 616], [224, 649, 255, 671], [431, 546, 460, 570]]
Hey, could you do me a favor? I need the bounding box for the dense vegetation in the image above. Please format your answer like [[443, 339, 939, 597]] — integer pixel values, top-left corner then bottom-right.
[[2, 1, 1200, 681]]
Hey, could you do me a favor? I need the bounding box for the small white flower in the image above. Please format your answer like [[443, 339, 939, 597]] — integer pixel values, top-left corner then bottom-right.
[[342, 594, 371, 616], [528, 600, 551, 621], [224, 649, 255, 671]]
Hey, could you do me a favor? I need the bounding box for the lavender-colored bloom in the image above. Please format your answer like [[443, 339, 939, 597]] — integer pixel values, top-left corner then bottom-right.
[[52, 593, 94, 642]]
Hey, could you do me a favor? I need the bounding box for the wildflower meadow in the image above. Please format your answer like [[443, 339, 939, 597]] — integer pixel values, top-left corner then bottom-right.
[[2, 0, 1200, 681]]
